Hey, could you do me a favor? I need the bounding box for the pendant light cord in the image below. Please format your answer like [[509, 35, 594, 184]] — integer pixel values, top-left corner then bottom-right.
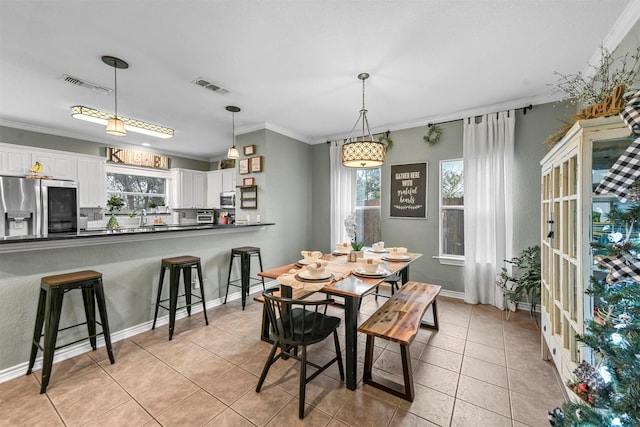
[[113, 65, 118, 119], [344, 74, 375, 143]]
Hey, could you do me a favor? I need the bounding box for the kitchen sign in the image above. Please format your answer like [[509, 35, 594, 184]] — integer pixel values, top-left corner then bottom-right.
[[390, 162, 427, 219], [107, 147, 170, 169]]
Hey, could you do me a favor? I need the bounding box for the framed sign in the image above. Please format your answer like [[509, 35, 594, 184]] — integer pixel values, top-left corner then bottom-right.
[[243, 144, 256, 156], [242, 177, 255, 186], [390, 162, 427, 219], [239, 159, 249, 174], [250, 156, 263, 172]]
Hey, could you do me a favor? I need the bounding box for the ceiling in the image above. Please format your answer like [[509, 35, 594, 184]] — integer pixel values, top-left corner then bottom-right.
[[0, 1, 637, 161]]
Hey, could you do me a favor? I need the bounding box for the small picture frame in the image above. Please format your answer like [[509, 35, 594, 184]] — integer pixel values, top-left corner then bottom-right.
[[242, 177, 255, 186], [239, 159, 250, 174], [243, 144, 256, 156], [250, 156, 263, 172]]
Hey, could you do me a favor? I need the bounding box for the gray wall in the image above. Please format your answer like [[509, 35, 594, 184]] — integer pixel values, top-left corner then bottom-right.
[[0, 125, 211, 171], [309, 101, 575, 293]]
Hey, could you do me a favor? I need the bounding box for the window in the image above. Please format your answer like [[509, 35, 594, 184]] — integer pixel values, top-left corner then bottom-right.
[[439, 159, 464, 264], [106, 165, 169, 212], [354, 168, 381, 245]]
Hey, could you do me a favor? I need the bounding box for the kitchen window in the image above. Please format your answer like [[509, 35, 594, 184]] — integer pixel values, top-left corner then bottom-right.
[[438, 159, 464, 265], [106, 165, 169, 211], [354, 167, 381, 245]]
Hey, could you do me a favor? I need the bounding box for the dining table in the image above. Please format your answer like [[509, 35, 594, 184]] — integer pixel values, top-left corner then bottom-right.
[[258, 249, 423, 391]]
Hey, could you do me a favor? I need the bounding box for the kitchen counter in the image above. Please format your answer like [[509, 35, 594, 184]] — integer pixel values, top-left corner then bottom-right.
[[0, 222, 275, 253]]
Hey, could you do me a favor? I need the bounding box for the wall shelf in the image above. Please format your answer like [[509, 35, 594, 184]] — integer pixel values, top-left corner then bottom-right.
[[237, 185, 257, 209]]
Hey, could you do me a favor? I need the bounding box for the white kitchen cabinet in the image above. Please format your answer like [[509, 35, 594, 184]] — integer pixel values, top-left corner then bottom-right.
[[206, 171, 222, 208], [171, 169, 207, 208], [221, 169, 236, 192], [0, 143, 32, 176], [32, 152, 77, 180], [77, 156, 106, 207], [540, 116, 632, 388]]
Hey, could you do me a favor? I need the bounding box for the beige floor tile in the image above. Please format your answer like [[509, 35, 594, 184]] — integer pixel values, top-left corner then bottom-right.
[[265, 398, 332, 425], [202, 407, 255, 427], [466, 326, 505, 349], [413, 360, 460, 396], [85, 338, 142, 364], [436, 322, 468, 340], [326, 418, 350, 427], [460, 356, 508, 388], [334, 388, 397, 427], [294, 373, 351, 416], [511, 389, 564, 427], [426, 332, 466, 354], [398, 382, 454, 426], [135, 375, 199, 417], [0, 374, 40, 404], [508, 367, 564, 402], [180, 353, 236, 387], [451, 398, 512, 427], [46, 367, 116, 407], [372, 348, 419, 377], [231, 384, 294, 426], [110, 359, 178, 396], [420, 345, 463, 372], [0, 393, 60, 426], [156, 389, 226, 427], [56, 381, 131, 426], [439, 311, 470, 328], [456, 375, 511, 418], [145, 336, 213, 372], [82, 399, 152, 427], [388, 408, 439, 426], [464, 341, 506, 367], [204, 366, 261, 406]]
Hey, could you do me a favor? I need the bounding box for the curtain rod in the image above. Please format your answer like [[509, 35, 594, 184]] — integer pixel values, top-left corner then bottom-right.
[[326, 130, 390, 145], [427, 104, 533, 127]]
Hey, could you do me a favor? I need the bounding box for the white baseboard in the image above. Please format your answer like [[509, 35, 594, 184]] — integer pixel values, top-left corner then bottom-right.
[[0, 284, 266, 385], [438, 289, 465, 299]]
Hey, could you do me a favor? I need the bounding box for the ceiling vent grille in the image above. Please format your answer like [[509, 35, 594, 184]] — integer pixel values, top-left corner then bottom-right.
[[61, 74, 111, 95], [193, 78, 230, 95]]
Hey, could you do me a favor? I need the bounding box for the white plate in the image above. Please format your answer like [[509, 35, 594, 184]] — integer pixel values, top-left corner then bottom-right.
[[368, 249, 389, 253], [352, 268, 391, 278], [332, 250, 349, 255], [296, 271, 334, 281], [382, 255, 410, 261]]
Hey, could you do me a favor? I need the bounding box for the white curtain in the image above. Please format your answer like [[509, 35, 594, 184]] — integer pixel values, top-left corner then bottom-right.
[[330, 143, 356, 247], [463, 111, 515, 309]]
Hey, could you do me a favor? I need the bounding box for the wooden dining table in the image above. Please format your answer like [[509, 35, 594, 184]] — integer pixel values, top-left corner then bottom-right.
[[258, 251, 422, 391]]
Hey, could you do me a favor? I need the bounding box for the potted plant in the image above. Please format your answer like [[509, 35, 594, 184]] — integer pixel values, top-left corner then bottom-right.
[[106, 195, 124, 229], [496, 245, 541, 318], [148, 202, 157, 214], [344, 213, 364, 262], [156, 201, 166, 214]]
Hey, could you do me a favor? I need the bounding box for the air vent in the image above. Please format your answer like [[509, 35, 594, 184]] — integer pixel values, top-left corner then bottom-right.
[[61, 74, 111, 95], [193, 78, 230, 95]]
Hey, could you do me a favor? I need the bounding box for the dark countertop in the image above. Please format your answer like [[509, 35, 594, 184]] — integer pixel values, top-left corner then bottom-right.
[[0, 222, 275, 253]]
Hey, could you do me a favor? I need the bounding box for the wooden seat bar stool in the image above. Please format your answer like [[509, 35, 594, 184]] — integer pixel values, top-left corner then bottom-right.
[[27, 270, 115, 394], [224, 246, 265, 310], [152, 255, 208, 340]]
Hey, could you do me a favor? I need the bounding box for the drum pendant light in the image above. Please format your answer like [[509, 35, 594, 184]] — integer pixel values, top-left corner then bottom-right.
[[226, 106, 241, 159], [102, 56, 128, 136], [341, 73, 386, 168]]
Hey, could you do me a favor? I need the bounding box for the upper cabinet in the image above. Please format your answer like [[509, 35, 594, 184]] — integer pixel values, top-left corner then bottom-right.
[[77, 157, 106, 207], [32, 151, 77, 180], [171, 169, 207, 209], [206, 169, 236, 208], [0, 144, 32, 175]]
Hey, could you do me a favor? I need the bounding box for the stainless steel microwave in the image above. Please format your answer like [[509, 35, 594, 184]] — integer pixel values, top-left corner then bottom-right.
[[220, 191, 235, 209]]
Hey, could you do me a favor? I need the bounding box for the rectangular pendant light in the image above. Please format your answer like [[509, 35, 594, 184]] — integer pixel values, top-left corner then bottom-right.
[[71, 106, 174, 139]]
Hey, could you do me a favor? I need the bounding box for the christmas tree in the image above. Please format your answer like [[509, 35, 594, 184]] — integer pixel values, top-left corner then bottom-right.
[[549, 204, 640, 426]]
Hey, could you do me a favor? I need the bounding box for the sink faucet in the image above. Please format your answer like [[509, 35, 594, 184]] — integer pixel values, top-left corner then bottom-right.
[[139, 209, 147, 226]]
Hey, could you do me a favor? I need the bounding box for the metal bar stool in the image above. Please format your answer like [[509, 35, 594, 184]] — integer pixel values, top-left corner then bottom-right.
[[152, 255, 208, 340], [27, 270, 115, 394], [224, 246, 265, 310]]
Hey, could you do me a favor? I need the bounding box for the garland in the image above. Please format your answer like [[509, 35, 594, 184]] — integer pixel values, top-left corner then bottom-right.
[[423, 125, 442, 146]]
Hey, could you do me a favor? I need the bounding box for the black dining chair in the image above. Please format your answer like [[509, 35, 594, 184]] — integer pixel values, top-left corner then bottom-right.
[[256, 287, 344, 419]]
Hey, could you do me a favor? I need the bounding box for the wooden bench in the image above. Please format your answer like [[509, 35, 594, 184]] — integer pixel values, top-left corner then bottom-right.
[[357, 281, 441, 401]]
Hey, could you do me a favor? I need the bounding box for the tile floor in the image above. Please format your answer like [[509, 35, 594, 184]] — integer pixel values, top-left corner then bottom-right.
[[0, 293, 566, 426]]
